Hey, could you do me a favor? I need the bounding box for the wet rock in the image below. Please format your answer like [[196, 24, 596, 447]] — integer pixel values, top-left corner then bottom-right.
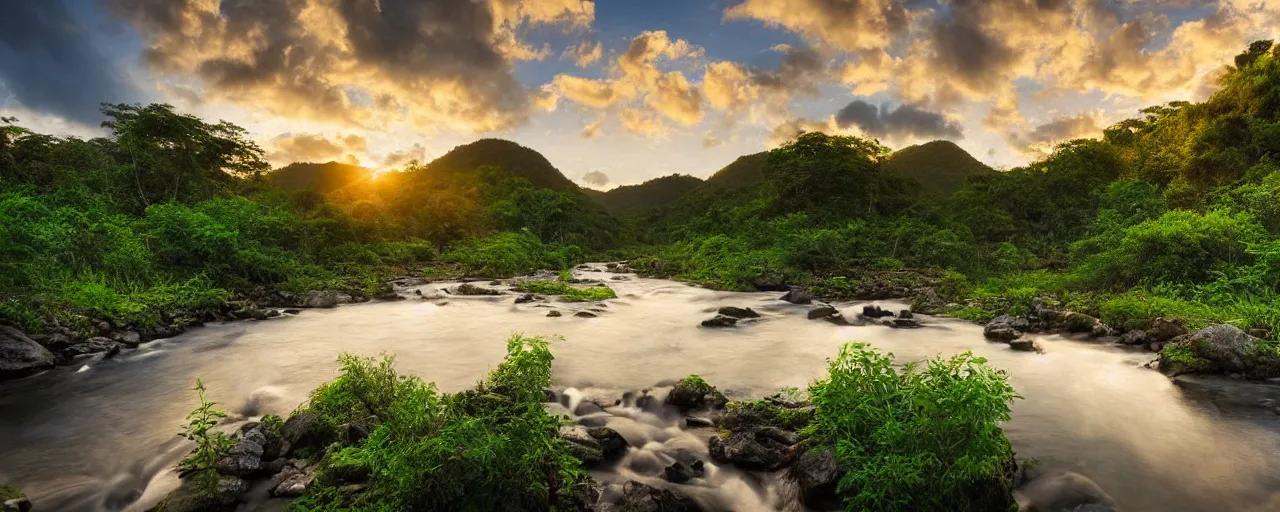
[[663, 461, 695, 484], [613, 481, 702, 512], [43, 333, 71, 351], [1063, 312, 1101, 334], [281, 411, 326, 457], [665, 376, 727, 410], [789, 449, 839, 510], [700, 315, 738, 328], [1090, 322, 1115, 338], [910, 288, 946, 315], [824, 314, 851, 326], [114, 330, 142, 348], [1010, 339, 1041, 352], [807, 306, 838, 320], [547, 310, 563, 317], [685, 417, 714, 428], [752, 273, 788, 292], [560, 426, 605, 465], [575, 311, 598, 318], [271, 464, 316, 498], [3, 497, 31, 512], [1016, 472, 1117, 512], [1159, 324, 1279, 378], [889, 318, 923, 329], [515, 293, 538, 304], [264, 309, 281, 318], [898, 309, 914, 319], [454, 283, 501, 296], [717, 306, 760, 319], [148, 476, 248, 512], [302, 290, 341, 308], [66, 337, 122, 358], [780, 286, 813, 305], [588, 427, 629, 461], [985, 316, 1024, 342], [708, 431, 792, 471], [283, 308, 302, 315], [756, 426, 799, 445], [215, 424, 269, 477], [1119, 330, 1148, 346], [558, 481, 603, 511], [373, 292, 404, 302], [0, 326, 56, 380], [1148, 317, 1188, 341], [861, 305, 895, 319]]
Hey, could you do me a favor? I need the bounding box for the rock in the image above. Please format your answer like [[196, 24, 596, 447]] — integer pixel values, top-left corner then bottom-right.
[[302, 290, 341, 308], [148, 476, 248, 512], [708, 431, 792, 471], [454, 283, 501, 296], [1148, 341, 1165, 353], [700, 315, 738, 328], [547, 310, 563, 317], [1090, 322, 1115, 338], [2, 498, 30, 512], [1016, 472, 1117, 512], [898, 309, 914, 319], [515, 293, 538, 304], [780, 286, 813, 305], [589, 427, 628, 461], [1159, 324, 1278, 378], [889, 318, 923, 329], [214, 423, 269, 477], [575, 311, 598, 318], [559, 425, 605, 465], [1010, 339, 1041, 352], [1119, 330, 1148, 346], [665, 376, 728, 410], [373, 292, 404, 302], [751, 273, 788, 292], [1063, 312, 1101, 333], [606, 263, 619, 269], [283, 308, 302, 315], [664, 461, 695, 484], [65, 337, 122, 358], [341, 416, 377, 445], [824, 314, 851, 326], [281, 412, 326, 457], [614, 481, 702, 512], [984, 316, 1024, 342], [807, 306, 838, 320], [789, 449, 839, 510], [756, 426, 799, 445], [1148, 317, 1188, 341], [558, 481, 603, 511], [1250, 328, 1272, 339], [685, 417, 714, 428], [271, 464, 316, 497], [717, 306, 760, 319], [43, 333, 71, 351], [264, 309, 281, 318], [0, 326, 56, 380], [861, 305, 895, 319], [910, 288, 946, 315], [115, 330, 142, 348]]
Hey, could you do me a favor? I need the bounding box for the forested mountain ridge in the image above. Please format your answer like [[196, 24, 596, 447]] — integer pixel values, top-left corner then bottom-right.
[[585, 174, 704, 216], [882, 140, 993, 196], [268, 161, 373, 194]]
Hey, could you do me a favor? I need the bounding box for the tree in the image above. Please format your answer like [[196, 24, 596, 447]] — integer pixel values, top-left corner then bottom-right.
[[763, 132, 892, 218]]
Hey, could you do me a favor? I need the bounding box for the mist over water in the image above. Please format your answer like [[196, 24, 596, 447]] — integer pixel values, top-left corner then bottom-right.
[[2, 267, 1280, 511]]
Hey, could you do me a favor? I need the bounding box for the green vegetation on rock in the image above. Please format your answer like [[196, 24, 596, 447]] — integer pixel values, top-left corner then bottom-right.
[[514, 280, 617, 302]]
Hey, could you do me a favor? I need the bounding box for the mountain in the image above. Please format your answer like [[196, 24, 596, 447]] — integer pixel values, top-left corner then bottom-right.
[[882, 140, 993, 196], [586, 174, 705, 216], [704, 152, 768, 188], [267, 162, 374, 194], [426, 139, 579, 191]]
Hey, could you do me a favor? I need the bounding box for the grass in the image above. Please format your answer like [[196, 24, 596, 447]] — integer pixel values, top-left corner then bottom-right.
[[0, 486, 23, 501], [514, 280, 617, 302]]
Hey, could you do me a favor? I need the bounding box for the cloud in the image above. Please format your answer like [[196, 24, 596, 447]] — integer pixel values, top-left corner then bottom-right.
[[1005, 112, 1105, 156], [563, 40, 603, 67], [702, 132, 723, 148], [834, 100, 963, 141], [104, 0, 595, 132], [381, 143, 428, 168], [621, 108, 669, 138], [269, 133, 369, 165], [581, 118, 602, 139], [767, 117, 837, 147], [0, 0, 143, 124], [582, 170, 609, 187], [551, 75, 635, 108], [723, 0, 908, 52]]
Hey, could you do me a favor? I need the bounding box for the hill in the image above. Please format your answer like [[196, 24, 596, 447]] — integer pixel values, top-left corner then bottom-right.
[[586, 174, 705, 216], [426, 139, 579, 191], [267, 162, 374, 194], [882, 140, 993, 196], [704, 152, 768, 188]]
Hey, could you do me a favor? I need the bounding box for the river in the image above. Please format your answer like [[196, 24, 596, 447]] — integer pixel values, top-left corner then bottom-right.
[[2, 267, 1279, 511]]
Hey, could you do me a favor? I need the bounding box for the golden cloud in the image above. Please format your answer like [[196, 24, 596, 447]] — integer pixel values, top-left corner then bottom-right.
[[269, 132, 369, 166]]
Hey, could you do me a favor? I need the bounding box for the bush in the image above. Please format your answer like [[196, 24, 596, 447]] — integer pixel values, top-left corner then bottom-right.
[[444, 231, 582, 277], [514, 280, 617, 302], [806, 343, 1019, 511], [1073, 209, 1265, 287], [294, 335, 588, 511]]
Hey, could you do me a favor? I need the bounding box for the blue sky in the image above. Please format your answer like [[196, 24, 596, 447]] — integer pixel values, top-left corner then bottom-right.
[[1, 0, 1276, 188]]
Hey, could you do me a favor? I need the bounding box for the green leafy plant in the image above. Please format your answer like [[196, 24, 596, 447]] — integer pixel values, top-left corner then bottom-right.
[[177, 379, 235, 493], [513, 280, 617, 302]]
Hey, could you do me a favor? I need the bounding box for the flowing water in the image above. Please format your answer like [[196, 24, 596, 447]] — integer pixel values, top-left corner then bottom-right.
[[2, 266, 1280, 511]]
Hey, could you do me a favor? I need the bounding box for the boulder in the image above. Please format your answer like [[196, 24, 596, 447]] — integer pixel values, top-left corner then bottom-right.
[[807, 306, 839, 320], [861, 305, 895, 319], [984, 316, 1024, 342], [717, 306, 760, 319], [214, 424, 270, 477], [515, 293, 538, 304], [589, 427, 628, 461], [751, 273, 788, 292], [66, 337, 122, 358], [547, 310, 563, 317], [454, 284, 501, 296], [700, 315, 738, 328], [302, 290, 341, 308], [780, 287, 813, 305], [789, 449, 840, 510], [560, 425, 605, 465], [889, 318, 923, 329], [1016, 472, 1117, 512], [1010, 339, 1041, 352], [271, 464, 316, 498], [147, 476, 247, 512], [1119, 330, 1148, 346], [665, 376, 727, 410], [1063, 312, 1101, 333], [708, 431, 792, 471], [2, 497, 31, 512], [663, 461, 695, 484], [910, 288, 946, 315], [575, 311, 598, 318], [0, 326, 56, 380], [614, 481, 702, 512], [1159, 324, 1278, 378], [114, 330, 142, 348], [898, 309, 914, 319], [373, 292, 404, 302], [281, 411, 326, 457], [1148, 317, 1188, 341]]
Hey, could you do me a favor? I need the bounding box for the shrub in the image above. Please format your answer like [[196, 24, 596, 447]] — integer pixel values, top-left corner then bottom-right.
[[806, 343, 1019, 511], [514, 280, 616, 302], [177, 379, 235, 494], [444, 231, 582, 277]]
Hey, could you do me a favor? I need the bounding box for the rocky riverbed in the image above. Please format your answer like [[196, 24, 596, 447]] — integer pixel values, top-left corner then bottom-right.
[[2, 265, 1280, 511]]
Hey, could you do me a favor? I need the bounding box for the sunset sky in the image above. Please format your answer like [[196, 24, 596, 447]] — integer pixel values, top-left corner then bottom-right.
[[2, 0, 1277, 189]]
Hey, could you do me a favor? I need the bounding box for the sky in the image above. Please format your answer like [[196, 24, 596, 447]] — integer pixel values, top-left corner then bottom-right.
[[1, 0, 1277, 190]]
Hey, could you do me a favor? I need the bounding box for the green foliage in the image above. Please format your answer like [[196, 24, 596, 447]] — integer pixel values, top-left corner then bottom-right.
[[293, 335, 587, 511], [0, 486, 24, 502], [445, 231, 583, 277], [1074, 209, 1265, 287], [177, 379, 235, 495], [806, 343, 1019, 511], [514, 280, 617, 302]]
